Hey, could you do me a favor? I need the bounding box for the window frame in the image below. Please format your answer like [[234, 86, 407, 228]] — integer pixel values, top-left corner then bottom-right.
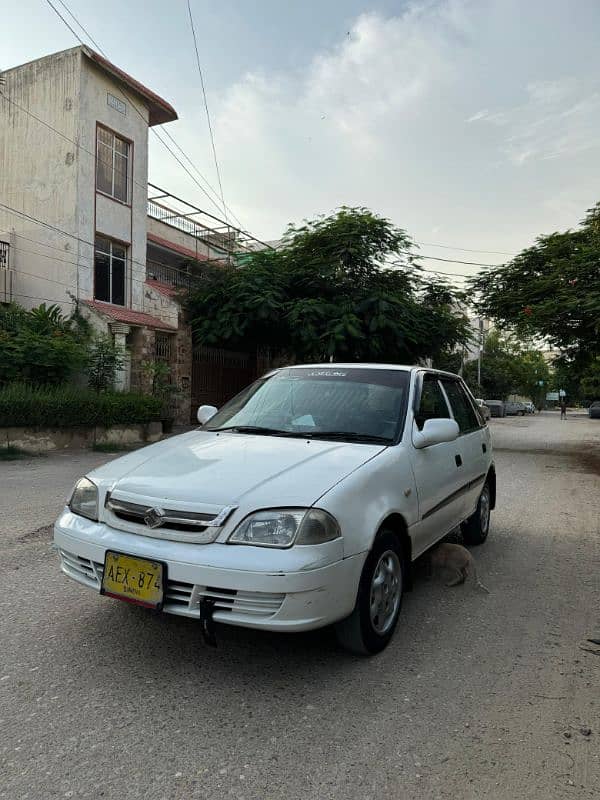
[[95, 123, 132, 205], [94, 234, 128, 306], [413, 372, 452, 431], [439, 377, 483, 435]]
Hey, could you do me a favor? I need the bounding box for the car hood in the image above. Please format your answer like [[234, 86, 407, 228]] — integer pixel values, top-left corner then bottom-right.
[[89, 430, 386, 511]]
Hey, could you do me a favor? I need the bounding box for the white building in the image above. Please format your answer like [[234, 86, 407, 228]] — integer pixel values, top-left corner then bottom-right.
[[0, 46, 180, 317], [0, 46, 267, 420]]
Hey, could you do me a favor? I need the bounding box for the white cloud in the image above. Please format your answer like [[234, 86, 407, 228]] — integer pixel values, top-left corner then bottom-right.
[[151, 0, 600, 260]]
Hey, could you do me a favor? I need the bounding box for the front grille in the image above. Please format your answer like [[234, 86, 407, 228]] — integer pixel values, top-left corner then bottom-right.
[[103, 496, 237, 544], [59, 550, 285, 620], [107, 497, 217, 532]]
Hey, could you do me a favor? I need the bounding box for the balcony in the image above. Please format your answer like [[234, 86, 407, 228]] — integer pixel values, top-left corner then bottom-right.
[[146, 259, 199, 290], [147, 183, 272, 262]]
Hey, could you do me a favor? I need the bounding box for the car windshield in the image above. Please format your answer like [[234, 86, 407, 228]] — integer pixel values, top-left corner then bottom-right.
[[204, 367, 410, 443]]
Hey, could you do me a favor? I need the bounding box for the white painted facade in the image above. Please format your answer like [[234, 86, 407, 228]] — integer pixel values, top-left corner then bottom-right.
[[0, 46, 176, 315]]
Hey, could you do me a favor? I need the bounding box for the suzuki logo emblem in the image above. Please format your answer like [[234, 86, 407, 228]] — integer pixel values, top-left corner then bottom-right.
[[144, 507, 166, 529]]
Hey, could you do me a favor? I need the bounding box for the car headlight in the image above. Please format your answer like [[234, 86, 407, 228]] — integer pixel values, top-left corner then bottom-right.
[[228, 508, 340, 548], [69, 477, 99, 522]]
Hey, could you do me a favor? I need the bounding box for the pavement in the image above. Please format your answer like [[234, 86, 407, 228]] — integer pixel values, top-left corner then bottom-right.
[[1, 411, 599, 799]]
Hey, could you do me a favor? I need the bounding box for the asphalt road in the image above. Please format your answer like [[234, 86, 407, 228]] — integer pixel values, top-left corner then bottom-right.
[[1, 412, 599, 799]]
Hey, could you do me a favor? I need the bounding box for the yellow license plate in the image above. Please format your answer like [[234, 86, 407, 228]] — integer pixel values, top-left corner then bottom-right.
[[101, 551, 165, 609]]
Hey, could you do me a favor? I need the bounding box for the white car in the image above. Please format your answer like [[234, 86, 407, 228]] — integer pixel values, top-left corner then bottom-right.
[[55, 365, 495, 655]]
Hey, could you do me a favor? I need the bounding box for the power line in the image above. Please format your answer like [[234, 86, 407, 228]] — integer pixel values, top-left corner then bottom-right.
[[417, 241, 516, 257], [186, 0, 228, 225], [415, 254, 501, 268], [159, 128, 245, 230]]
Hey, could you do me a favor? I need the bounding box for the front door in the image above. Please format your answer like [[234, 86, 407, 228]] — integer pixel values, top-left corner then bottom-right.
[[408, 373, 468, 558], [439, 377, 488, 520]]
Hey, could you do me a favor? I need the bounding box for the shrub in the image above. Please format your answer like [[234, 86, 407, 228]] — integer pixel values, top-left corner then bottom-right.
[[87, 335, 125, 393], [0, 384, 162, 428], [0, 303, 88, 386]]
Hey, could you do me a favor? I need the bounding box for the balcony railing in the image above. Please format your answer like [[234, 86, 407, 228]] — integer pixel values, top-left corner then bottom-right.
[[146, 259, 200, 290]]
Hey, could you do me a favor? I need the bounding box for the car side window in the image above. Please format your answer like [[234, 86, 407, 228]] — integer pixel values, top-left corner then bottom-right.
[[415, 375, 451, 430], [441, 379, 480, 433]]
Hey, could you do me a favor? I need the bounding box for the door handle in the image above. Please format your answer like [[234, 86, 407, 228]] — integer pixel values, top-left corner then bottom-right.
[[455, 454, 463, 467], [482, 443, 487, 453]]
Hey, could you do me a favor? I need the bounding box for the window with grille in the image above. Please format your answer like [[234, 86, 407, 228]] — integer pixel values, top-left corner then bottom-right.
[[94, 236, 127, 306], [155, 333, 172, 361], [96, 126, 130, 203]]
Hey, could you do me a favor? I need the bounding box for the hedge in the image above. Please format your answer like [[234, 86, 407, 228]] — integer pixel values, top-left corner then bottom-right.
[[0, 384, 163, 428]]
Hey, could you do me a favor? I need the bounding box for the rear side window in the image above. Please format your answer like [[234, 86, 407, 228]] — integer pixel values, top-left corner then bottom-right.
[[415, 375, 450, 430], [441, 379, 480, 433]]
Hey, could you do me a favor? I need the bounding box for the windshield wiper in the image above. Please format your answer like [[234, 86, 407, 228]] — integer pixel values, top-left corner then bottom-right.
[[301, 431, 392, 444], [206, 425, 289, 435]]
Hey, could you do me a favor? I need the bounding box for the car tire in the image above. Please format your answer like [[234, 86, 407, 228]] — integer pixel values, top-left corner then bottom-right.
[[461, 482, 491, 546], [335, 530, 404, 656]]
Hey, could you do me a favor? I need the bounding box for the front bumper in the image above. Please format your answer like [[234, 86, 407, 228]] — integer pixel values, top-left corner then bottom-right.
[[54, 510, 366, 632]]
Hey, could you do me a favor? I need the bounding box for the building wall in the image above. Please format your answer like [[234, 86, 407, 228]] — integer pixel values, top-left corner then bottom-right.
[[0, 48, 82, 313], [79, 58, 150, 311], [143, 283, 192, 424], [0, 47, 151, 315]]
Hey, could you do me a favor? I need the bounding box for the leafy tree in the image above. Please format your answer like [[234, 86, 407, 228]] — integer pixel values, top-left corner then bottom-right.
[[462, 331, 550, 402], [580, 356, 600, 401], [187, 208, 471, 364], [469, 203, 600, 362]]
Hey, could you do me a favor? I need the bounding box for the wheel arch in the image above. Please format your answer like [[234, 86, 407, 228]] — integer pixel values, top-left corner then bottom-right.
[[377, 512, 413, 590]]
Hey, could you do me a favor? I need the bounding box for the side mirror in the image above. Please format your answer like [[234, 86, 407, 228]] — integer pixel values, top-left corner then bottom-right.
[[413, 418, 459, 449], [197, 405, 218, 425]]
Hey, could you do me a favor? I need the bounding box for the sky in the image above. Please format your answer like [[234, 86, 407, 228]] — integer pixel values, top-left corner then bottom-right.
[[3, 0, 600, 285]]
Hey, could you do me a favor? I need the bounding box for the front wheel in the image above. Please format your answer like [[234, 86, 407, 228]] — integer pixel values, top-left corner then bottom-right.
[[462, 483, 491, 545], [335, 530, 404, 655]]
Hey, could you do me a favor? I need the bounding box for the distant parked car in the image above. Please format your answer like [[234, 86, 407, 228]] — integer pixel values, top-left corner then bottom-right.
[[504, 401, 527, 416], [475, 398, 491, 421], [524, 402, 535, 414], [589, 400, 600, 419], [484, 400, 505, 418]]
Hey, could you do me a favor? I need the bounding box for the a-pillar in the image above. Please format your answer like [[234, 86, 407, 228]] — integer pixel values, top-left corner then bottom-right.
[[110, 322, 131, 392]]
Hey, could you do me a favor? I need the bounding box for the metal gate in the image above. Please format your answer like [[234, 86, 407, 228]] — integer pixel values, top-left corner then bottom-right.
[[191, 346, 259, 421]]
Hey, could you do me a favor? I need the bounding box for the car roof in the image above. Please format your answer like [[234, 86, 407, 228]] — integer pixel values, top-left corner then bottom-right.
[[273, 363, 461, 378]]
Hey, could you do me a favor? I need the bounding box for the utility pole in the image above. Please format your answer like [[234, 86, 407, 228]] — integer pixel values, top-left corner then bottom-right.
[[477, 318, 484, 390]]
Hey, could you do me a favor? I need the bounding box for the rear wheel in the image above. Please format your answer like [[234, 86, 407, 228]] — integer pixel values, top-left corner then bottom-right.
[[335, 530, 404, 655], [462, 483, 491, 545]]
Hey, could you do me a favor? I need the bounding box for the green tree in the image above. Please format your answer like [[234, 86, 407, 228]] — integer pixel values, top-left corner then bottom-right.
[[580, 356, 600, 401], [469, 203, 600, 366], [187, 208, 471, 364], [463, 331, 550, 402]]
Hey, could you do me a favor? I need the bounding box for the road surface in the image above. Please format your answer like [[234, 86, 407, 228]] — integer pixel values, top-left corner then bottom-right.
[[1, 411, 599, 799]]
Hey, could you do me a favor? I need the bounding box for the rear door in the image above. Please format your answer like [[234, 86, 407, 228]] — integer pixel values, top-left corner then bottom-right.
[[439, 377, 489, 521], [408, 373, 468, 556]]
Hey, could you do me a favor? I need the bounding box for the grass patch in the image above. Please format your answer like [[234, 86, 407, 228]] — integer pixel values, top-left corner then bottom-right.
[[91, 442, 138, 453], [0, 445, 34, 460]]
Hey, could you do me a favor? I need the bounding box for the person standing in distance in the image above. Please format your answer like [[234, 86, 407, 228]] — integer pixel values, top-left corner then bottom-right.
[[560, 398, 567, 420]]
